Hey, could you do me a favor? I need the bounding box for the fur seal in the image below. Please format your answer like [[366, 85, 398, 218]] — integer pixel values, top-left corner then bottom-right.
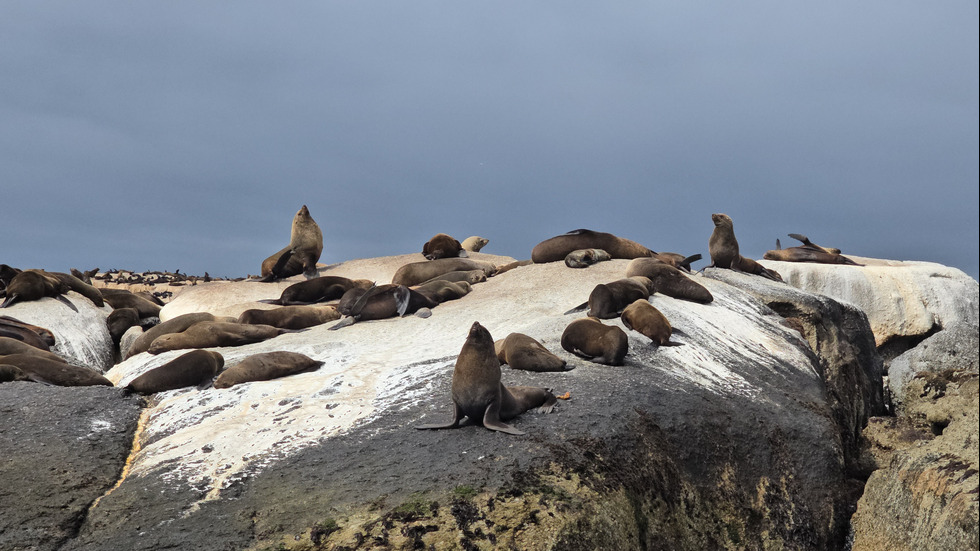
[[0, 354, 111, 386], [422, 233, 467, 260], [330, 284, 438, 329], [0, 316, 55, 350], [391, 258, 496, 287], [0, 364, 34, 383], [582, 277, 656, 319], [625, 259, 714, 303], [763, 234, 861, 266], [621, 299, 679, 346], [531, 229, 653, 263], [413, 280, 472, 304], [732, 255, 783, 281], [0, 336, 64, 362], [106, 308, 143, 345], [708, 213, 739, 269], [0, 270, 75, 310], [100, 289, 162, 318], [651, 253, 702, 272], [560, 317, 628, 366], [461, 236, 489, 253], [262, 276, 374, 305], [126, 350, 224, 394], [213, 351, 323, 389], [564, 248, 612, 268], [238, 305, 340, 330], [416, 321, 557, 435], [125, 312, 228, 359], [418, 269, 487, 286], [147, 322, 284, 354], [494, 333, 569, 372], [49, 272, 104, 307], [259, 205, 324, 281]]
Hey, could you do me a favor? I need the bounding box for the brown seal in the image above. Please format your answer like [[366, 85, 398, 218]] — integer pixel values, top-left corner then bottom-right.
[[238, 305, 340, 330], [494, 333, 569, 372], [0, 336, 64, 362], [0, 364, 34, 383], [625, 258, 714, 303], [531, 229, 653, 263], [0, 353, 112, 386], [732, 255, 783, 281], [106, 308, 143, 345], [763, 234, 861, 266], [418, 269, 487, 286], [621, 299, 679, 346], [585, 277, 655, 319], [416, 321, 558, 435], [125, 312, 227, 359], [330, 284, 438, 329], [126, 349, 224, 394], [560, 317, 628, 366], [391, 258, 496, 287], [708, 213, 739, 269], [460, 236, 489, 252], [564, 248, 612, 268], [49, 272, 104, 307], [413, 280, 472, 304], [0, 316, 55, 351], [146, 322, 284, 355], [261, 276, 374, 305], [100, 289, 163, 319], [0, 270, 74, 310], [259, 205, 324, 281], [651, 253, 702, 272], [422, 233, 466, 260], [493, 260, 533, 276], [213, 351, 323, 389]]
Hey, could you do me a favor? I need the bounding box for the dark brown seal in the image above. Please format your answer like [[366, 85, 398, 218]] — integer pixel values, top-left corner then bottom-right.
[[0, 336, 64, 362], [586, 277, 655, 319], [621, 299, 678, 346], [391, 258, 496, 287], [564, 248, 612, 268], [422, 233, 466, 260], [100, 289, 162, 318], [49, 272, 104, 307], [0, 270, 74, 310], [213, 351, 323, 389], [416, 321, 557, 435], [732, 255, 783, 281], [0, 364, 34, 383], [262, 276, 373, 305], [330, 284, 438, 328], [146, 322, 284, 355], [106, 308, 142, 345], [0, 354, 112, 387], [494, 333, 568, 372], [413, 280, 472, 304], [625, 258, 714, 303], [0, 316, 55, 350], [238, 305, 340, 330], [125, 312, 225, 359], [531, 229, 653, 263], [560, 317, 628, 366], [126, 350, 224, 394], [708, 213, 739, 269], [259, 205, 324, 281]]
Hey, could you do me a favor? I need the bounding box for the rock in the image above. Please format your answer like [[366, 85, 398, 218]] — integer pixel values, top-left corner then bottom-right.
[[887, 323, 980, 407]]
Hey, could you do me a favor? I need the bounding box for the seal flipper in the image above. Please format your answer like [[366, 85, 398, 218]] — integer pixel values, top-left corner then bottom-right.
[[776, 239, 782, 250], [268, 249, 295, 281], [328, 316, 356, 330], [394, 286, 412, 317], [677, 254, 702, 272], [563, 301, 588, 315], [482, 402, 524, 435], [415, 402, 465, 430], [56, 295, 79, 312]]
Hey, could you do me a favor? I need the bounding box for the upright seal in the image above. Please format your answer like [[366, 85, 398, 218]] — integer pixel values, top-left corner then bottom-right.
[[259, 205, 323, 281]]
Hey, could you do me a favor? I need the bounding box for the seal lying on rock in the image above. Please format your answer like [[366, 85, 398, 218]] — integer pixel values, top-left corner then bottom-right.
[[0, 270, 75, 310], [564, 249, 612, 268], [391, 258, 496, 287], [261, 276, 373, 306], [561, 317, 628, 366], [422, 233, 467, 260], [621, 299, 680, 346], [126, 350, 224, 394], [763, 234, 861, 266], [238, 305, 340, 330], [495, 333, 569, 372], [0, 354, 111, 387], [100, 289, 163, 319], [330, 284, 438, 329], [416, 322, 558, 435], [126, 313, 233, 359], [0, 316, 55, 351], [413, 280, 472, 304], [625, 259, 714, 303], [586, 277, 656, 319], [532, 229, 653, 263], [213, 351, 323, 389], [146, 322, 285, 354]]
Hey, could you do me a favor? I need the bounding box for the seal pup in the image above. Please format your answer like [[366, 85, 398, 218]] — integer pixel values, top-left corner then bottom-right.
[[146, 322, 285, 354], [565, 276, 655, 319], [494, 333, 569, 372], [560, 317, 628, 366], [416, 321, 558, 435], [625, 259, 714, 303], [532, 229, 653, 263], [0, 364, 36, 383], [238, 305, 340, 330], [126, 350, 224, 394], [213, 351, 323, 389], [261, 276, 373, 305], [259, 205, 324, 281], [391, 258, 496, 287], [0, 270, 76, 310], [422, 233, 467, 260], [330, 284, 437, 329], [0, 354, 112, 387], [564, 249, 612, 268], [461, 236, 489, 253], [708, 213, 739, 269], [0, 316, 55, 350], [413, 280, 472, 304], [621, 299, 680, 346], [418, 269, 487, 286]]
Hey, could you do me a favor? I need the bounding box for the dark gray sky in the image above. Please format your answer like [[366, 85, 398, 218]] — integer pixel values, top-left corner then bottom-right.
[[3, 2, 977, 279]]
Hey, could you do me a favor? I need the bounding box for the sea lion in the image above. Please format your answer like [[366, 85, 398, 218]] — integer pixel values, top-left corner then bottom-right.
[[0, 264, 20, 290], [564, 248, 612, 268], [0, 316, 55, 350], [100, 289, 162, 319], [418, 269, 487, 286], [763, 235, 861, 266], [560, 317, 628, 366], [330, 284, 438, 329], [391, 258, 496, 287], [422, 233, 467, 260], [213, 351, 323, 389], [125, 312, 228, 359], [625, 259, 713, 303], [621, 299, 679, 346], [732, 255, 783, 281], [0, 270, 75, 310], [584, 277, 656, 319], [261, 276, 374, 305], [531, 229, 653, 263], [708, 213, 739, 269], [416, 321, 558, 435], [0, 354, 111, 386], [126, 350, 224, 394], [106, 308, 142, 345], [461, 236, 489, 253], [147, 322, 285, 354], [238, 305, 340, 330], [259, 205, 324, 281], [413, 280, 472, 304], [494, 333, 569, 372]]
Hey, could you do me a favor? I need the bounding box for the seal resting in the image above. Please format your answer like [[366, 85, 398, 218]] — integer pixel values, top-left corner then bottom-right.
[[763, 234, 861, 266], [422, 233, 467, 260], [125, 312, 233, 359], [417, 269, 487, 286], [413, 280, 472, 304], [100, 289, 163, 318], [126, 350, 224, 394], [213, 351, 323, 389], [146, 322, 284, 354], [531, 229, 653, 263], [0, 316, 55, 351], [461, 236, 489, 253], [621, 299, 680, 346], [495, 333, 569, 372], [561, 317, 628, 366], [416, 321, 557, 435], [261, 276, 374, 305], [238, 305, 340, 330], [330, 284, 438, 329], [0, 270, 75, 310], [0, 354, 112, 387], [391, 258, 496, 287], [585, 277, 656, 319], [625, 259, 714, 303], [564, 248, 612, 268], [259, 205, 324, 281]]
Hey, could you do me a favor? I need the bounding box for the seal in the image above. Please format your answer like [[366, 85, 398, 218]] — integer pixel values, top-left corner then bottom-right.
[[125, 312, 228, 359], [461, 236, 489, 253], [651, 253, 702, 272], [391, 258, 496, 287], [0, 336, 64, 362], [621, 299, 680, 346], [564, 248, 612, 268], [763, 235, 861, 266], [418, 269, 487, 286], [416, 321, 557, 435], [422, 233, 466, 260], [732, 255, 783, 281], [531, 229, 653, 263], [493, 260, 533, 276], [106, 308, 143, 345], [413, 280, 472, 304], [213, 351, 323, 389], [625, 259, 714, 303], [100, 289, 163, 319], [494, 333, 569, 372], [238, 305, 340, 330], [560, 317, 628, 366], [0, 363, 35, 383], [261, 276, 374, 305], [259, 205, 324, 281], [0, 316, 55, 351], [708, 213, 739, 269], [49, 272, 104, 307], [126, 349, 224, 394], [146, 321, 284, 355], [330, 284, 438, 329], [0, 270, 75, 310], [0, 353, 112, 386], [579, 276, 655, 319]]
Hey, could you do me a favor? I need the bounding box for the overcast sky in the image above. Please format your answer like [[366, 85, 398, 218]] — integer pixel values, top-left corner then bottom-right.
[[2, 2, 977, 280]]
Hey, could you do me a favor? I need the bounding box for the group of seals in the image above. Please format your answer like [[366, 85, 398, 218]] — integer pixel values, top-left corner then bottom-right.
[[258, 205, 323, 281], [625, 259, 713, 303]]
